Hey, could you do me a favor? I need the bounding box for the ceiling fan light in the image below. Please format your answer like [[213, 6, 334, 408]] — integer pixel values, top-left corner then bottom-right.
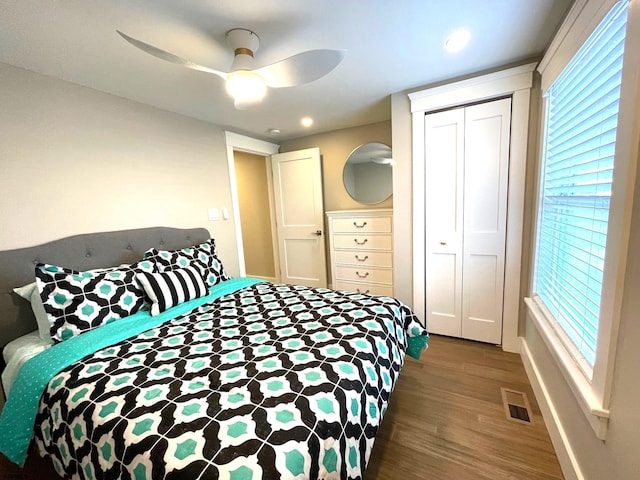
[[371, 157, 393, 165], [225, 70, 267, 103]]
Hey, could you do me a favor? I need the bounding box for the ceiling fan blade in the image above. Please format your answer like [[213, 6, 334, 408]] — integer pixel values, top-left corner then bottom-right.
[[116, 30, 228, 80], [254, 49, 346, 88]]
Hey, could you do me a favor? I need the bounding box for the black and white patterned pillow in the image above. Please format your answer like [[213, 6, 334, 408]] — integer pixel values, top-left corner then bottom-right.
[[35, 260, 156, 343], [144, 238, 229, 287], [136, 266, 208, 316]]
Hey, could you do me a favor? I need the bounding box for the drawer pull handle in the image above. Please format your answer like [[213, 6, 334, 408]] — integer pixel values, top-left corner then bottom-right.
[[355, 271, 370, 278], [440, 241, 447, 246], [353, 221, 367, 228], [354, 238, 368, 245], [357, 288, 371, 294], [355, 255, 369, 262]]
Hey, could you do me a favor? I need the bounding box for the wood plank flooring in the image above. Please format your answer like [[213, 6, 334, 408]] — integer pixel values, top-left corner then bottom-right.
[[365, 335, 564, 480], [1, 335, 563, 480]]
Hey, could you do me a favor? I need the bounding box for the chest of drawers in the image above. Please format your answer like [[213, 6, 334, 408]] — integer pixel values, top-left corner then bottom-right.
[[326, 209, 393, 296]]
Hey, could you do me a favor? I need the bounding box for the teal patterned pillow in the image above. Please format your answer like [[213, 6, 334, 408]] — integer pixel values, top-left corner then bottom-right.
[[144, 238, 229, 287], [35, 260, 156, 343]]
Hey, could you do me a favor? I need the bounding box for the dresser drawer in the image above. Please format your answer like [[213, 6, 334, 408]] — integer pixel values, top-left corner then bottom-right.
[[334, 281, 394, 297], [335, 265, 393, 285], [331, 216, 392, 234], [333, 234, 392, 251], [334, 250, 392, 267]]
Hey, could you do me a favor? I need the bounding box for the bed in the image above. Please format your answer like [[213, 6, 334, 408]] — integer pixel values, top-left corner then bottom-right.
[[0, 227, 428, 480]]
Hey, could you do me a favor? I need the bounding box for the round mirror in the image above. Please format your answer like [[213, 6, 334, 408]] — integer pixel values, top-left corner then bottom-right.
[[343, 143, 393, 204]]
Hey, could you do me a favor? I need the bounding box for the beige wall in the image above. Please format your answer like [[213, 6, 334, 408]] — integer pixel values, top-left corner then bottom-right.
[[393, 50, 640, 477], [519, 5, 640, 477], [393, 60, 640, 477], [280, 121, 392, 287], [390, 93, 413, 306], [279, 121, 392, 212], [233, 151, 276, 279], [523, 163, 640, 478], [519, 74, 542, 334], [0, 62, 240, 276]]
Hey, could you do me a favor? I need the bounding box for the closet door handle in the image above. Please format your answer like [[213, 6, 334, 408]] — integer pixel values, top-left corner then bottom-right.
[[354, 238, 368, 245], [353, 221, 367, 228], [312, 230, 323, 236], [355, 271, 369, 278], [355, 255, 369, 262]]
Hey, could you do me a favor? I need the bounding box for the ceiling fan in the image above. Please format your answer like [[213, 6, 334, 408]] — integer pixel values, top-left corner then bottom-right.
[[116, 28, 346, 109]]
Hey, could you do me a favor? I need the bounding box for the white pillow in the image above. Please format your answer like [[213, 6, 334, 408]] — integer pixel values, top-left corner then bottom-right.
[[13, 282, 53, 344]]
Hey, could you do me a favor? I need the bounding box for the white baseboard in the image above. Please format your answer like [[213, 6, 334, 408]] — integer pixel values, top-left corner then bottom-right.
[[247, 275, 278, 283], [520, 338, 585, 480]]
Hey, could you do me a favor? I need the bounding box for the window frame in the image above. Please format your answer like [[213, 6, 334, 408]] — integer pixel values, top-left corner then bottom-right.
[[527, 0, 639, 440]]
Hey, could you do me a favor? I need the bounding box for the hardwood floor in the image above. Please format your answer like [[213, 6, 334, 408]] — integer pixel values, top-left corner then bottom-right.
[[365, 335, 564, 480], [1, 335, 563, 480]]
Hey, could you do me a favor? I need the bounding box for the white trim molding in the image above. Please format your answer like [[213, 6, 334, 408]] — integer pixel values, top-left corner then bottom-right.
[[410, 63, 535, 353], [224, 131, 279, 277], [525, 298, 610, 439], [525, 0, 640, 442], [538, 0, 620, 93], [520, 337, 585, 480], [409, 63, 536, 113]]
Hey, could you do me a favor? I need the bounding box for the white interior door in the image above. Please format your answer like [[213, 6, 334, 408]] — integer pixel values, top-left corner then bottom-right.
[[271, 148, 327, 288], [423, 108, 465, 338], [461, 98, 511, 343], [423, 98, 510, 344]]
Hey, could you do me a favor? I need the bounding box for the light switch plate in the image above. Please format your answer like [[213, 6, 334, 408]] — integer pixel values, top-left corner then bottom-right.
[[208, 208, 220, 221]]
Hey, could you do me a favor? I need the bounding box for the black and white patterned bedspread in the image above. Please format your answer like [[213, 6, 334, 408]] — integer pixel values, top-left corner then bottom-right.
[[33, 282, 427, 479]]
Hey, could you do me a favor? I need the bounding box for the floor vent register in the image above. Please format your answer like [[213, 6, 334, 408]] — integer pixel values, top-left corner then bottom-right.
[[501, 387, 533, 425]]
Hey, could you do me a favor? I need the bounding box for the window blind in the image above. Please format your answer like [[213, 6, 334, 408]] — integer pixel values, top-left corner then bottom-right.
[[534, 0, 629, 368]]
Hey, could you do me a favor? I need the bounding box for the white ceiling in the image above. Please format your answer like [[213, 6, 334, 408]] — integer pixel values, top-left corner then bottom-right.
[[0, 0, 572, 141]]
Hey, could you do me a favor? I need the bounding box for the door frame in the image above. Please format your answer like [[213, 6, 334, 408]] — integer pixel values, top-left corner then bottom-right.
[[225, 131, 280, 278], [408, 63, 535, 353]]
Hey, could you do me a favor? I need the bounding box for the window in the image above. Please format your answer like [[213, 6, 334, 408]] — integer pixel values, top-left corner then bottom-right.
[[533, 0, 629, 377], [528, 0, 639, 439]]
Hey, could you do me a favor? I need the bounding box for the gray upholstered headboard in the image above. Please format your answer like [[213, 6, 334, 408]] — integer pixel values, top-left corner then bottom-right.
[[0, 227, 211, 353]]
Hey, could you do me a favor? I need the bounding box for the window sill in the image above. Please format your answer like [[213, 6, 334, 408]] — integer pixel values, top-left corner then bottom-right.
[[524, 297, 609, 440]]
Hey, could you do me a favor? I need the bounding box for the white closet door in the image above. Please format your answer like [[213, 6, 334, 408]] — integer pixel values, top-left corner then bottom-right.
[[423, 98, 511, 344], [423, 108, 465, 338], [461, 98, 511, 343]]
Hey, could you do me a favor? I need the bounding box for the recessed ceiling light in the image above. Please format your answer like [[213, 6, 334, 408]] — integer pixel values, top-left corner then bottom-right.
[[301, 117, 313, 128], [445, 29, 471, 52]]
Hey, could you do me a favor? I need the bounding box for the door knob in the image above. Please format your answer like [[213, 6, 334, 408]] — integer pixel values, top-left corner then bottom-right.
[[312, 230, 322, 236]]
